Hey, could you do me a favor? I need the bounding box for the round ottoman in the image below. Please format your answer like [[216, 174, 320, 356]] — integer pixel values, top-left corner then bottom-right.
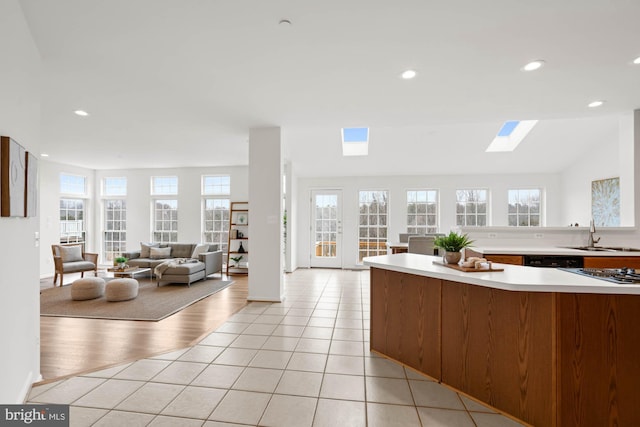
[[105, 278, 139, 302], [71, 277, 106, 301]]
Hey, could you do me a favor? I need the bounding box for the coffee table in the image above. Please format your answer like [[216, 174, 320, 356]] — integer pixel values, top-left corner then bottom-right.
[[107, 267, 152, 279]]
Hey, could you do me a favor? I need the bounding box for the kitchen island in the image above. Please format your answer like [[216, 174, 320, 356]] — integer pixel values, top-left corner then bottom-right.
[[364, 253, 640, 427]]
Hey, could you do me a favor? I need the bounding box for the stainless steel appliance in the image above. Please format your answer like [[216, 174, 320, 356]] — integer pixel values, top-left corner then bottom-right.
[[523, 255, 583, 268], [561, 267, 640, 284]]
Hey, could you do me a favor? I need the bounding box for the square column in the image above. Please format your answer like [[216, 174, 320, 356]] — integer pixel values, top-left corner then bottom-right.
[[248, 127, 284, 301]]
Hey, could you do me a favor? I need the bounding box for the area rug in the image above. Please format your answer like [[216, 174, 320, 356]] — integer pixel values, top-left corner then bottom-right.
[[40, 279, 234, 321]]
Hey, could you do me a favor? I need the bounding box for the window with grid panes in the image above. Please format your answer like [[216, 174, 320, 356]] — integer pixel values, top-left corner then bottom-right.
[[202, 176, 230, 255], [203, 199, 230, 254], [508, 189, 542, 226], [60, 174, 87, 244], [153, 199, 178, 243], [358, 190, 388, 263], [407, 190, 438, 233], [456, 189, 488, 226], [59, 198, 86, 244], [102, 177, 127, 262], [103, 199, 127, 262], [151, 176, 178, 195]]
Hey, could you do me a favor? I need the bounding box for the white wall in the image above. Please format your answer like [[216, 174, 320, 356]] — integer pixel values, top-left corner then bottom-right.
[[295, 172, 562, 269], [94, 166, 248, 259], [38, 164, 249, 271], [39, 161, 96, 276], [560, 125, 622, 226], [0, 0, 42, 403]]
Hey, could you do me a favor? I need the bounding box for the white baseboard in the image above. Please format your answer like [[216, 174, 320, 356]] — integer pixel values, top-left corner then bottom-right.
[[18, 371, 37, 403]]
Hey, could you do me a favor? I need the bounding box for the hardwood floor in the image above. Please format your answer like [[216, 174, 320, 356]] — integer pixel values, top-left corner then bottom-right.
[[39, 272, 248, 382]]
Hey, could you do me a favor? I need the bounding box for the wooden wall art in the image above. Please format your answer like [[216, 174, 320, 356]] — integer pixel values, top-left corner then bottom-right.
[[1, 136, 27, 217]]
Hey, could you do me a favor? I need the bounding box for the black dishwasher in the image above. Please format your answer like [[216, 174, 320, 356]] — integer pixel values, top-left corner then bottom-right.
[[523, 255, 584, 268]]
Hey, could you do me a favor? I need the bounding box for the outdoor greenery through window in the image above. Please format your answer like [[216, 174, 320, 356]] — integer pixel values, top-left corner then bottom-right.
[[203, 199, 230, 255], [407, 190, 438, 233], [103, 200, 126, 262], [456, 189, 488, 226], [59, 173, 87, 244], [315, 194, 338, 257], [101, 177, 127, 262], [358, 190, 388, 262], [508, 189, 542, 226], [151, 176, 178, 195], [153, 200, 178, 243], [60, 199, 85, 244], [202, 175, 230, 256]]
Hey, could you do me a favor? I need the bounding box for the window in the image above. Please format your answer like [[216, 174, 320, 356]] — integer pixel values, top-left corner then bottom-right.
[[153, 200, 178, 243], [342, 127, 369, 156], [60, 199, 85, 243], [59, 173, 87, 244], [407, 190, 438, 233], [151, 176, 178, 195], [508, 189, 541, 226], [60, 173, 86, 195], [101, 177, 127, 262], [104, 200, 127, 262], [358, 190, 388, 262], [203, 175, 230, 195], [486, 120, 538, 152], [456, 189, 488, 226], [202, 175, 230, 255], [203, 199, 230, 254], [103, 177, 127, 196]]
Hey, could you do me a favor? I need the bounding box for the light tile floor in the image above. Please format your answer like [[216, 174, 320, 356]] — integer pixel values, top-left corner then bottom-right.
[[29, 269, 526, 426]]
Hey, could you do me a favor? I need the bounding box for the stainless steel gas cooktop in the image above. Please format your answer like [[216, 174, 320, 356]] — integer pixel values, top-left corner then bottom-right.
[[561, 267, 640, 284]]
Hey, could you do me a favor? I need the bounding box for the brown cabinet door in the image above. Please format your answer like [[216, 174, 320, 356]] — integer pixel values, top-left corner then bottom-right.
[[584, 256, 640, 269], [370, 268, 441, 379], [484, 255, 523, 265]]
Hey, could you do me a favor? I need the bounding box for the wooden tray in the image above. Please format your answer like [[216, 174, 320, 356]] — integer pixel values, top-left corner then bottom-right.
[[433, 260, 504, 272], [107, 266, 138, 273]]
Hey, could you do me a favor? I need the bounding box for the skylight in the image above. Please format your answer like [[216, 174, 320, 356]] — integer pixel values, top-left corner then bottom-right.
[[486, 120, 538, 152], [342, 127, 369, 156]]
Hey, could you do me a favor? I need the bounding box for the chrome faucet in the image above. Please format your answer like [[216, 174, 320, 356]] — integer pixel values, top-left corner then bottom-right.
[[587, 219, 601, 247]]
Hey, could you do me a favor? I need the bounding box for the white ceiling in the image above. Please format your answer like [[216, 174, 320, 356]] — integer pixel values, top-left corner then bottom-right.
[[19, 0, 640, 176]]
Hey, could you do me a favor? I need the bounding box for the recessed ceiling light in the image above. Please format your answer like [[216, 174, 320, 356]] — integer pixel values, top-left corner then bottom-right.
[[279, 19, 292, 26], [74, 110, 89, 117], [522, 60, 545, 71], [401, 70, 417, 79], [588, 100, 605, 108], [41, 153, 49, 157], [633, 56, 640, 65]]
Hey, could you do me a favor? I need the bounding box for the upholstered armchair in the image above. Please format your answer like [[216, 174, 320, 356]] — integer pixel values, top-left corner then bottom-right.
[[51, 244, 98, 286]]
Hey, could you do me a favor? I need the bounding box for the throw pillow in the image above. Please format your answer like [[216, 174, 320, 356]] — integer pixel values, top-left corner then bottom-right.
[[140, 242, 159, 258], [150, 247, 172, 259], [191, 243, 210, 259], [60, 245, 83, 263]]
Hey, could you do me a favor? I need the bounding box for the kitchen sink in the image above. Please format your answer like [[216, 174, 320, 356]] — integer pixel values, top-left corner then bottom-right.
[[565, 246, 640, 252], [600, 247, 640, 252], [566, 246, 614, 251]]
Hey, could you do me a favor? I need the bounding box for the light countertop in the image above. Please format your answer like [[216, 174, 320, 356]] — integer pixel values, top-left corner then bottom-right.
[[468, 246, 640, 256], [363, 253, 640, 295]]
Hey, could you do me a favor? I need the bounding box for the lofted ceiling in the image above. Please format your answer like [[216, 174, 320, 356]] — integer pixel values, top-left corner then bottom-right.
[[19, 0, 640, 176]]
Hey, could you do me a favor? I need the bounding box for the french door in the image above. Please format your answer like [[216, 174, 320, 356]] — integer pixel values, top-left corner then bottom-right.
[[310, 190, 342, 268]]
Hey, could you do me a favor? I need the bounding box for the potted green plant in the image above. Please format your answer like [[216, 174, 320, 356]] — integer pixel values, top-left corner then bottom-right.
[[114, 256, 128, 270], [433, 232, 474, 264], [230, 255, 243, 268]]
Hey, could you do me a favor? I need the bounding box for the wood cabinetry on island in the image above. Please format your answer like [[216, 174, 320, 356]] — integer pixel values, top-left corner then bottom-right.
[[366, 254, 640, 427]]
